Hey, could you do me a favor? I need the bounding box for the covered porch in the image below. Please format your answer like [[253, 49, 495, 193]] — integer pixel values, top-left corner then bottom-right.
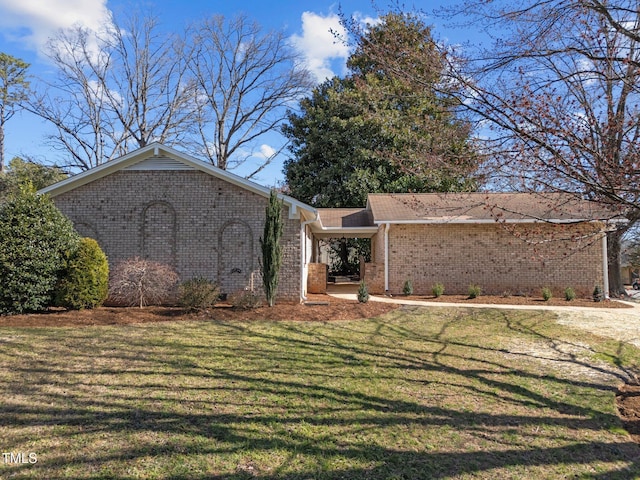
[[303, 208, 379, 295]]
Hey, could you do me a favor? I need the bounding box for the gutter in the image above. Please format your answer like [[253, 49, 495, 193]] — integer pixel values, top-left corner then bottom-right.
[[602, 233, 610, 299], [384, 223, 390, 293]]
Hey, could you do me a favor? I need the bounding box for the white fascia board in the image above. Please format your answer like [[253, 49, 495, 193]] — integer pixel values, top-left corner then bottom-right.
[[38, 144, 159, 196], [373, 218, 617, 225], [311, 227, 379, 239]]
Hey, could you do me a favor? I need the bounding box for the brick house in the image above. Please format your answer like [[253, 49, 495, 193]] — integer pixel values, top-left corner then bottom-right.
[[41, 143, 317, 301], [41, 143, 620, 301], [353, 193, 618, 297]]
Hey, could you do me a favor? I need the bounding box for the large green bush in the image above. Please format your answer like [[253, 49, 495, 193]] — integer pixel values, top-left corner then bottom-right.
[[55, 237, 109, 310], [0, 190, 79, 314]]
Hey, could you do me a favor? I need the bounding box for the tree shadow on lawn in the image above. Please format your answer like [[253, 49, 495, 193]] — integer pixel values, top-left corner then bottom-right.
[[1, 307, 639, 479]]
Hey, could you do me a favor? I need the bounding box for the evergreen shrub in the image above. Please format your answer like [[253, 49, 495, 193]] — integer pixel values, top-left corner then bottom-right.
[[432, 283, 445, 298], [357, 280, 369, 303], [0, 190, 79, 314], [55, 237, 109, 310], [564, 287, 576, 301], [593, 285, 604, 302], [260, 191, 283, 307], [468, 284, 482, 299]]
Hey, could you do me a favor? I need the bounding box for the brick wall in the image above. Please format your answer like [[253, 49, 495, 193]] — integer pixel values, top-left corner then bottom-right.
[[363, 262, 385, 293], [307, 263, 327, 294], [376, 222, 604, 296], [52, 170, 301, 300]]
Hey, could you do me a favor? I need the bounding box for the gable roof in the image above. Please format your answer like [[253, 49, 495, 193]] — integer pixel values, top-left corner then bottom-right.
[[38, 143, 317, 220], [366, 192, 624, 224]]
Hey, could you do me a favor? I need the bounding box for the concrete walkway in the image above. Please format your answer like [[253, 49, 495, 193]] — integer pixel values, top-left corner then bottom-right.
[[327, 289, 639, 312]]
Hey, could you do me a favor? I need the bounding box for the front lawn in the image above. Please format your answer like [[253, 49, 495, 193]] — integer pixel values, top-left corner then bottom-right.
[[0, 306, 639, 479]]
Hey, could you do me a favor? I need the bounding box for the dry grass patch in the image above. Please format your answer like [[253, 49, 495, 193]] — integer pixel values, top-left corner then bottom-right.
[[0, 307, 639, 478]]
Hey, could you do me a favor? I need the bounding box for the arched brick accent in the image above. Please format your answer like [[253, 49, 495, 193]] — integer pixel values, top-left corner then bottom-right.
[[218, 220, 253, 294], [142, 201, 177, 267]]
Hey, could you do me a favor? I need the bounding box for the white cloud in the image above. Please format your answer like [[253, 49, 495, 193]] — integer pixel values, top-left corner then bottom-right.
[[290, 11, 350, 83], [0, 0, 113, 54], [258, 144, 276, 160]]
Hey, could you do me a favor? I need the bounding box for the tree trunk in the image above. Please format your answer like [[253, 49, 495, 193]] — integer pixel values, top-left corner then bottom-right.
[[0, 120, 4, 174], [607, 229, 626, 297]]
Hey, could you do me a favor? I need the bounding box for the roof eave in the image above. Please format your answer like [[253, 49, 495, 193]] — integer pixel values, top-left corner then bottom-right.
[[373, 218, 622, 225]]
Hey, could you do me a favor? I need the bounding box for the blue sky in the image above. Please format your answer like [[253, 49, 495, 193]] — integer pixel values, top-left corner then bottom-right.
[[0, 0, 476, 186]]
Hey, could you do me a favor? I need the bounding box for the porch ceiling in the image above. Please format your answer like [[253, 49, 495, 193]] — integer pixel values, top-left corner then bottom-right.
[[311, 208, 378, 239]]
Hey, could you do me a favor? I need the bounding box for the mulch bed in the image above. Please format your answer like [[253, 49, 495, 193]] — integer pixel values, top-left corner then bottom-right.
[[0, 295, 399, 328], [399, 294, 633, 308], [0, 292, 632, 328]]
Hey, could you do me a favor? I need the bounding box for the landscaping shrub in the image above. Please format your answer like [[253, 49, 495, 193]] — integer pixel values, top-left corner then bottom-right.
[[564, 287, 576, 301], [108, 257, 178, 307], [178, 277, 220, 312], [402, 279, 413, 296], [260, 190, 283, 307], [593, 285, 604, 302], [0, 189, 79, 314], [229, 289, 262, 310], [432, 283, 445, 298], [55, 237, 109, 310], [541, 287, 553, 302], [468, 284, 482, 299], [357, 280, 370, 303]]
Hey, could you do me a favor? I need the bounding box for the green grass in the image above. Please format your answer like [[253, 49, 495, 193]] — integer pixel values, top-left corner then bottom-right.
[[1, 306, 639, 479]]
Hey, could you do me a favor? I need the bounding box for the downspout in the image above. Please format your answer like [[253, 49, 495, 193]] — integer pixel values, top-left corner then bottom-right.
[[384, 223, 390, 293], [602, 231, 610, 299], [300, 212, 319, 302]]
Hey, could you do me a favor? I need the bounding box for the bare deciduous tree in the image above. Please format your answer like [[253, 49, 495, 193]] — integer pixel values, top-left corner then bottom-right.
[[436, 0, 640, 295], [187, 14, 314, 175], [29, 14, 197, 170]]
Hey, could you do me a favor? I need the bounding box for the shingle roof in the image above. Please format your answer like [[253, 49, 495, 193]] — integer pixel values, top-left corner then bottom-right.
[[366, 192, 622, 224]]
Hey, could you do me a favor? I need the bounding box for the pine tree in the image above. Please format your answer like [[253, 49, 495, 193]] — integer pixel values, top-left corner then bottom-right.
[[260, 190, 284, 307]]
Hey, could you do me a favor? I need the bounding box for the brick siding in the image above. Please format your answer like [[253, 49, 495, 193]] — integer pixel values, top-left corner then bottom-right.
[[52, 170, 301, 300], [369, 222, 604, 296], [307, 263, 328, 294]]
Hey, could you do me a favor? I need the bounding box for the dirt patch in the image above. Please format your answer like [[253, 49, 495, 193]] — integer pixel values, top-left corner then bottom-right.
[[618, 383, 640, 443]]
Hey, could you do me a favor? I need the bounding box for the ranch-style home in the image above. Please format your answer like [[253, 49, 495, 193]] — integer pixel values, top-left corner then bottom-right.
[[40, 143, 620, 301]]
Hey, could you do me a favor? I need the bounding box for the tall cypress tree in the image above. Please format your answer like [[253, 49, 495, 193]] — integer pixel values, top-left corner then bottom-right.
[[260, 190, 284, 307]]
